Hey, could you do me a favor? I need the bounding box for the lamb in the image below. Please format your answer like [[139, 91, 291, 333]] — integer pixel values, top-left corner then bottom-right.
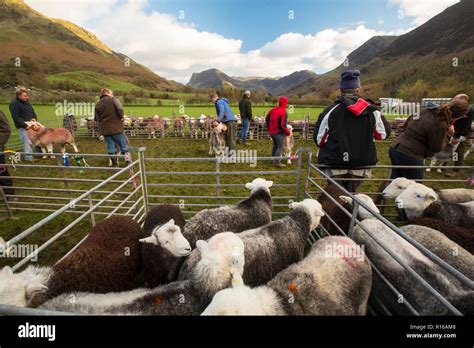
[[350, 219, 473, 315], [202, 236, 372, 315], [407, 216, 474, 254], [139, 219, 191, 287], [317, 184, 380, 235], [395, 183, 474, 227], [209, 121, 227, 155], [400, 224, 474, 279], [178, 198, 325, 287], [26, 216, 148, 307], [40, 232, 245, 315], [426, 136, 465, 173], [383, 177, 474, 203], [182, 177, 273, 248], [282, 124, 295, 164]]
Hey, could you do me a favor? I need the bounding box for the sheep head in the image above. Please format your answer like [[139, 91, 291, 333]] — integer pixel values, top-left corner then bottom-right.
[[245, 178, 273, 193], [139, 219, 192, 257], [290, 199, 325, 230], [339, 194, 380, 220], [382, 177, 415, 199], [395, 183, 438, 219], [0, 266, 48, 307]]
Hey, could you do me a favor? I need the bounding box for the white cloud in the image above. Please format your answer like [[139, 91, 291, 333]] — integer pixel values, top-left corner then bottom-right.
[[25, 0, 410, 83], [389, 0, 459, 26]]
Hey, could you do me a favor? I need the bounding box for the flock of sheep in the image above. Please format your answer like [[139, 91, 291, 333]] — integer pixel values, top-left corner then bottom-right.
[[0, 177, 472, 315]]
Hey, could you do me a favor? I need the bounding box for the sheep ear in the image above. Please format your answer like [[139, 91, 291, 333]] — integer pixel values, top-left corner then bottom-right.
[[1, 266, 13, 276], [426, 190, 437, 202], [266, 180, 273, 188], [339, 196, 353, 205], [196, 240, 208, 255], [289, 201, 299, 209], [166, 219, 175, 226], [245, 182, 253, 190], [139, 235, 158, 245], [25, 283, 47, 299]]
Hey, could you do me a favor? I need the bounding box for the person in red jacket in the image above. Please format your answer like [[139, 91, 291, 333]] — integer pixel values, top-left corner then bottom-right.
[[265, 96, 291, 168]]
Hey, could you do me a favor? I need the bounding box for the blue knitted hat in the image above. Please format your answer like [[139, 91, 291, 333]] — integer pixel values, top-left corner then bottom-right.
[[340, 70, 361, 89]]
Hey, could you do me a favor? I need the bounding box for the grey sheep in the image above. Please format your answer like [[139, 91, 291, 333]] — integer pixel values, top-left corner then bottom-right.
[[178, 199, 325, 287], [141, 204, 190, 287], [202, 236, 372, 315], [183, 178, 273, 248], [350, 219, 473, 315], [40, 232, 245, 315]]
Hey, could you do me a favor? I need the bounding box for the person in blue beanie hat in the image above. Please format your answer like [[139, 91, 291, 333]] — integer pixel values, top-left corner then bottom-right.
[[314, 70, 390, 191]]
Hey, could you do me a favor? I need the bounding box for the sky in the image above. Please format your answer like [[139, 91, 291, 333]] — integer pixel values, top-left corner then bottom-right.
[[24, 0, 459, 83]]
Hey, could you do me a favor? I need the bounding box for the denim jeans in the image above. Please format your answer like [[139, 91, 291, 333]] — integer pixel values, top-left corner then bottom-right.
[[238, 118, 250, 140], [271, 133, 285, 164], [18, 127, 33, 160], [104, 132, 129, 155], [389, 146, 424, 180]]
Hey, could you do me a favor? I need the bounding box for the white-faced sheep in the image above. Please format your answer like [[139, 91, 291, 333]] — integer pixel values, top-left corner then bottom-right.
[[407, 216, 474, 254], [317, 184, 380, 235], [23, 216, 147, 307], [182, 177, 273, 248], [383, 177, 474, 203], [202, 236, 372, 315], [350, 219, 473, 315], [140, 204, 190, 287], [39, 232, 245, 315], [178, 199, 325, 287], [401, 224, 473, 279], [395, 183, 474, 227], [0, 266, 51, 307]]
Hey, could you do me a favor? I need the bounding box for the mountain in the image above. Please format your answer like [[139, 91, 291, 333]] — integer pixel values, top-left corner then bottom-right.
[[0, 0, 182, 92], [187, 68, 317, 95], [286, 0, 474, 100]]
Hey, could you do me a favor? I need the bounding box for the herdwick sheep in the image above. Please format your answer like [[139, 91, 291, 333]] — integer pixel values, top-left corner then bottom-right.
[[383, 177, 474, 203], [139, 219, 192, 288], [28, 216, 148, 307], [140, 205, 189, 287], [202, 236, 372, 315], [407, 216, 474, 254], [401, 224, 474, 279], [40, 232, 245, 315], [350, 219, 473, 315], [395, 183, 474, 227], [0, 266, 51, 307], [317, 184, 380, 235], [178, 199, 325, 287], [182, 177, 273, 248], [426, 136, 465, 173]]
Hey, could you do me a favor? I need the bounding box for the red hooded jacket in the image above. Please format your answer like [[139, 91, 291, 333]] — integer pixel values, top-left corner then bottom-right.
[[265, 96, 290, 136]]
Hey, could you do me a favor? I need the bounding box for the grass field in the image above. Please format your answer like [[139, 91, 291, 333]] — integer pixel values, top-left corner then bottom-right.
[[0, 135, 472, 270]]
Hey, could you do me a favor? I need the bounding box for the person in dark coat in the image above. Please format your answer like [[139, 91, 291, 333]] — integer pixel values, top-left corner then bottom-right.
[[448, 94, 473, 174], [314, 70, 388, 191], [238, 91, 252, 145], [94, 88, 129, 166], [0, 110, 14, 198], [266, 96, 290, 168], [9, 87, 38, 161]]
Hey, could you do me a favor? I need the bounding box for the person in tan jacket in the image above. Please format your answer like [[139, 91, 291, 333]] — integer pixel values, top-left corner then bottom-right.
[[94, 88, 129, 166]]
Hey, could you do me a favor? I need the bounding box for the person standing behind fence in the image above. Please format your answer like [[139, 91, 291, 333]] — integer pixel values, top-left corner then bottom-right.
[[9, 87, 38, 161], [314, 70, 387, 192], [0, 110, 14, 200], [210, 93, 237, 153], [388, 102, 458, 180], [95, 88, 129, 167], [266, 96, 291, 168], [238, 91, 252, 145], [448, 94, 472, 175]]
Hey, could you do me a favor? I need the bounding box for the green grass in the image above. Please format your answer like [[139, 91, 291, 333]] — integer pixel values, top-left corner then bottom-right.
[[0, 135, 472, 270]]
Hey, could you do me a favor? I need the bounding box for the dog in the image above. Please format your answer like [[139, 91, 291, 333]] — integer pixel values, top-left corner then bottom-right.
[[25, 120, 88, 166], [426, 136, 465, 173], [209, 121, 227, 156]]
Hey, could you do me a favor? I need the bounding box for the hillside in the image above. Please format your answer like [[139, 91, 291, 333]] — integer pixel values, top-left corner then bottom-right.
[[286, 0, 474, 101], [187, 68, 317, 95], [0, 0, 182, 93]]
